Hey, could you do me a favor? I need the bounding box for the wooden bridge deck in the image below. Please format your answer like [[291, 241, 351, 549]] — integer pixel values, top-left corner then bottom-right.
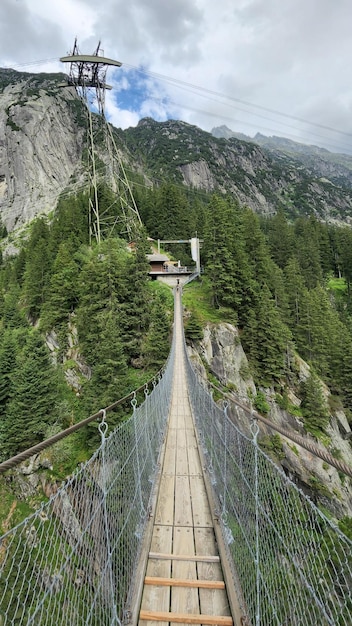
[[138, 291, 236, 626]]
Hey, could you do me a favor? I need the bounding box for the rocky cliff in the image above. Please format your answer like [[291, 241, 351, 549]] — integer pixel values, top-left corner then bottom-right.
[[124, 118, 352, 223], [188, 322, 352, 519], [2, 69, 352, 237], [0, 69, 84, 233]]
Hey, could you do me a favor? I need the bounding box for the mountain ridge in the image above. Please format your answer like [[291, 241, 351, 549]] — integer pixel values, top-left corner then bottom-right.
[[1, 69, 352, 234]]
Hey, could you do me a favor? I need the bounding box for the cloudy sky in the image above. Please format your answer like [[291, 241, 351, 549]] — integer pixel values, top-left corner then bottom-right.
[[1, 0, 352, 154]]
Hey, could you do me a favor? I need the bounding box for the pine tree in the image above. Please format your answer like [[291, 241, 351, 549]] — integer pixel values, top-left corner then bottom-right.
[[146, 182, 191, 239], [117, 229, 151, 360], [76, 239, 130, 364], [265, 209, 294, 269], [22, 218, 53, 319], [204, 195, 255, 317], [50, 192, 89, 254], [41, 241, 80, 331], [284, 257, 307, 331], [2, 285, 27, 328], [83, 309, 128, 411], [242, 285, 291, 384], [293, 217, 322, 289], [0, 330, 17, 415], [300, 372, 330, 436], [142, 293, 171, 369], [2, 331, 59, 459]]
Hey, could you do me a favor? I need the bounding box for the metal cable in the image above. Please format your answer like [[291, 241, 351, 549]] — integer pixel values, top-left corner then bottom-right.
[[0, 372, 163, 475], [184, 343, 352, 626], [208, 382, 352, 479]]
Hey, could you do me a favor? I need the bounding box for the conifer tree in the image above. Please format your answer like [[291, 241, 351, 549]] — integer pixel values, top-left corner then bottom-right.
[[242, 285, 291, 384], [41, 241, 80, 331], [204, 195, 255, 318], [117, 229, 151, 360], [284, 257, 307, 330], [83, 309, 128, 411], [76, 241, 128, 364], [22, 218, 53, 319], [2, 285, 27, 328], [264, 209, 294, 269], [146, 183, 191, 239], [0, 330, 17, 416], [293, 217, 322, 288], [300, 372, 330, 435], [2, 331, 59, 459], [142, 293, 171, 369], [50, 193, 89, 253]]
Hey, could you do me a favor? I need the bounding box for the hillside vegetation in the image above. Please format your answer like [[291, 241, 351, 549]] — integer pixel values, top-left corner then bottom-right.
[[0, 188, 173, 466], [0, 70, 352, 529]]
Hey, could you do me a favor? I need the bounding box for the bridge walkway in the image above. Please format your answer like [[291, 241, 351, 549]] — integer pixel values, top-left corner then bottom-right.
[[138, 291, 235, 625]]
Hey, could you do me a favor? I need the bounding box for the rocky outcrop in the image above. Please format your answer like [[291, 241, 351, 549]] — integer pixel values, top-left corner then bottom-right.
[[124, 118, 352, 222], [179, 159, 216, 192], [188, 322, 352, 518], [2, 69, 352, 236], [0, 69, 84, 233]]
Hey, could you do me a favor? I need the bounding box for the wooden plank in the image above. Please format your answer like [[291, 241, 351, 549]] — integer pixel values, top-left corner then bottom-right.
[[140, 527, 172, 626], [176, 410, 187, 430], [139, 611, 233, 625], [149, 552, 220, 563], [145, 576, 225, 589], [176, 428, 187, 449], [166, 427, 177, 448], [189, 476, 213, 528], [185, 428, 197, 448], [194, 528, 223, 576], [155, 475, 175, 525], [163, 443, 176, 475], [186, 444, 202, 476], [174, 476, 192, 526], [171, 527, 199, 618], [175, 443, 189, 476], [147, 527, 173, 578], [194, 528, 231, 616]]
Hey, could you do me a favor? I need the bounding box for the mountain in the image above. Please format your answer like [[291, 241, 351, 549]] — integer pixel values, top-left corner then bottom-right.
[[123, 117, 352, 223], [0, 68, 85, 233], [212, 124, 352, 190], [2, 69, 352, 237]]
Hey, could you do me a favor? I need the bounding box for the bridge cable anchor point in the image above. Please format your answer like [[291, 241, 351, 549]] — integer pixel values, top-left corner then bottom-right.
[[98, 408, 108, 438]]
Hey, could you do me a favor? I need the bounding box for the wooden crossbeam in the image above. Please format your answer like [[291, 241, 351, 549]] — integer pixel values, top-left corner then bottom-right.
[[139, 610, 233, 625], [148, 551, 220, 563], [144, 576, 225, 589]]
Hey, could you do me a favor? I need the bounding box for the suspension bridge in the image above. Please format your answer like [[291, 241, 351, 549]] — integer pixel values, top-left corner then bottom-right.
[[0, 287, 351, 625]]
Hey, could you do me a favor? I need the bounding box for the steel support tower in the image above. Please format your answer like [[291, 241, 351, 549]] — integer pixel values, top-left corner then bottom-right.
[[61, 39, 142, 244]]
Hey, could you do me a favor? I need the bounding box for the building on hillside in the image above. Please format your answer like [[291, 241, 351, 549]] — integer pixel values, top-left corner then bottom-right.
[[147, 253, 170, 273]]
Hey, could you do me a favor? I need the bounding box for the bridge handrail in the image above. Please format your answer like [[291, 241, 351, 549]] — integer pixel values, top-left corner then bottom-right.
[[183, 336, 352, 625], [0, 339, 176, 625], [207, 381, 352, 479], [0, 368, 165, 475]]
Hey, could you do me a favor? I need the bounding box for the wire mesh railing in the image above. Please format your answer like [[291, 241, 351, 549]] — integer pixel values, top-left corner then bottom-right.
[[0, 340, 175, 626], [185, 350, 352, 626]]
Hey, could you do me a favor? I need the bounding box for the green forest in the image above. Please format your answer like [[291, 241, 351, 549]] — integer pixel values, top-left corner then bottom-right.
[[137, 183, 352, 441], [1, 179, 352, 470]]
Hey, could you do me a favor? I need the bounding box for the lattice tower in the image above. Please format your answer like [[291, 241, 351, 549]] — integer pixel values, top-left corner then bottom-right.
[[60, 39, 142, 244]]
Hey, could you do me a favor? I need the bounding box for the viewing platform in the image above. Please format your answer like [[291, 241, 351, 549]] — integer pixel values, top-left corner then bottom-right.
[[147, 254, 197, 286]]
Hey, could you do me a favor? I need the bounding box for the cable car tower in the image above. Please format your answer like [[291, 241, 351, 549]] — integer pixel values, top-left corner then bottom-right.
[[60, 39, 142, 244]]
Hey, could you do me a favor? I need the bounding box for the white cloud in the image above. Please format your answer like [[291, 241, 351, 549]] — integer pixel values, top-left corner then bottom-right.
[[1, 0, 352, 152]]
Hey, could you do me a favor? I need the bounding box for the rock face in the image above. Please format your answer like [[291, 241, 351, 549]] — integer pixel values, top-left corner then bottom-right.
[[2, 69, 352, 235], [188, 322, 352, 518], [0, 69, 84, 232], [124, 118, 352, 223]]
